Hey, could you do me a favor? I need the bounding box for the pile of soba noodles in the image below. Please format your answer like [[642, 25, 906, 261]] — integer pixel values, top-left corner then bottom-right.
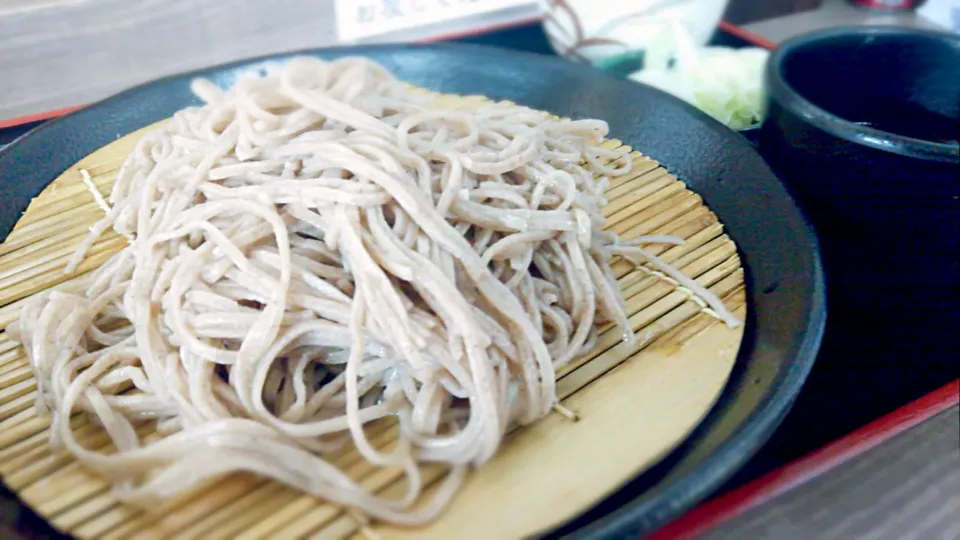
[[8, 57, 738, 525]]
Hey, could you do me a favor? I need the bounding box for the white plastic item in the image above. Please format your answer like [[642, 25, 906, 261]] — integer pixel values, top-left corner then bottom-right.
[[538, 0, 731, 63]]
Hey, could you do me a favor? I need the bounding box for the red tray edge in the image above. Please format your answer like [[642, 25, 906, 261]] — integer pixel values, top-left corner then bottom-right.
[[646, 379, 960, 540]]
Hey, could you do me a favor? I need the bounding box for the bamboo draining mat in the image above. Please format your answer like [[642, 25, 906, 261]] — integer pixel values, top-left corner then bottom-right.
[[0, 95, 746, 539]]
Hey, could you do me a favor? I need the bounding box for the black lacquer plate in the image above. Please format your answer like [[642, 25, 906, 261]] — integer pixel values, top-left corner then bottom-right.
[[0, 44, 825, 539]]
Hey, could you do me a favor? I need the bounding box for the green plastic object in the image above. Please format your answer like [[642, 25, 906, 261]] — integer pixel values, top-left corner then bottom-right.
[[593, 50, 645, 78]]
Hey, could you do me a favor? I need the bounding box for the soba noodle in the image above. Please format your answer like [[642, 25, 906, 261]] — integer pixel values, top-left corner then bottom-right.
[[7, 56, 739, 525]]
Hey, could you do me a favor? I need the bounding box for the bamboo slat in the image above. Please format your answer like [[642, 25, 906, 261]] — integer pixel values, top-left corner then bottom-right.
[[0, 94, 747, 539]]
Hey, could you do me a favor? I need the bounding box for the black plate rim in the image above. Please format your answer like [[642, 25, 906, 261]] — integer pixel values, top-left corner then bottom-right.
[[0, 42, 826, 539]]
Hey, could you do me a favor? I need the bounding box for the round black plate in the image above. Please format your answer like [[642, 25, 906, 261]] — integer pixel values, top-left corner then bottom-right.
[[0, 44, 825, 539]]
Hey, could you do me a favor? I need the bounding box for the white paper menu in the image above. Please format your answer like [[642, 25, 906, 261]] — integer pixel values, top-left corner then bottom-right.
[[335, 0, 536, 42]]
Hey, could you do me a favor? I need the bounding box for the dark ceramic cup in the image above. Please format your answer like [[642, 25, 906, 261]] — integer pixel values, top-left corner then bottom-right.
[[759, 26, 959, 419]]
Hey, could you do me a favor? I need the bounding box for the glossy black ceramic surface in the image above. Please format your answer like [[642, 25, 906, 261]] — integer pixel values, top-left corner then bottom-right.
[[765, 26, 959, 158], [760, 27, 959, 452], [0, 44, 825, 539]]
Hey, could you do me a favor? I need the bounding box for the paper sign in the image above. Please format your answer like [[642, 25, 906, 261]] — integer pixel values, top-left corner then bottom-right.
[[336, 0, 533, 41]]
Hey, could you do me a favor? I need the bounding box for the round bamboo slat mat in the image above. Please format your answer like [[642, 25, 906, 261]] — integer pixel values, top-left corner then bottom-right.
[[0, 92, 746, 540]]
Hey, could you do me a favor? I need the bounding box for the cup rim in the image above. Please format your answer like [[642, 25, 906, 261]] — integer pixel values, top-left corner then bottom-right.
[[766, 25, 960, 164]]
